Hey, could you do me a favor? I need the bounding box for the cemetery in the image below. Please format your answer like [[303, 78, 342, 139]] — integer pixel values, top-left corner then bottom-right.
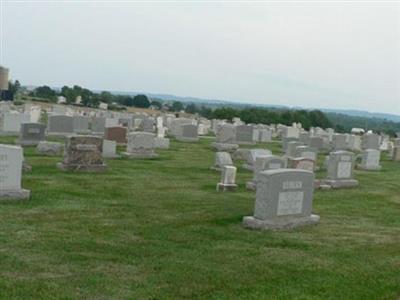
[[0, 101, 399, 299]]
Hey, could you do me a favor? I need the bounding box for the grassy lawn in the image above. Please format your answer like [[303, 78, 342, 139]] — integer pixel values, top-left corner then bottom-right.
[[0, 136, 399, 299]]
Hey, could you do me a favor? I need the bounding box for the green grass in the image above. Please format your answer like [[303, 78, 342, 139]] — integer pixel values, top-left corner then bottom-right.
[[0, 136, 399, 299]]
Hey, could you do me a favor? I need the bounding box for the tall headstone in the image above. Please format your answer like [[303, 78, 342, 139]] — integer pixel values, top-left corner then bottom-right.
[[216, 166, 237, 192], [57, 136, 106, 171], [357, 149, 381, 171], [0, 144, 30, 200], [243, 169, 319, 230]]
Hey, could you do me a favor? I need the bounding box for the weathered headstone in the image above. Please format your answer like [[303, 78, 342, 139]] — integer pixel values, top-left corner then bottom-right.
[[102, 139, 119, 158], [36, 141, 63, 156], [211, 152, 233, 171], [154, 137, 170, 149], [332, 134, 347, 151], [235, 125, 255, 145], [243, 149, 272, 171], [357, 149, 381, 171], [246, 155, 286, 190], [176, 124, 199, 142], [211, 124, 238, 152], [104, 126, 127, 145], [17, 123, 46, 146], [57, 136, 106, 171], [362, 133, 380, 150], [48, 115, 74, 135], [322, 151, 358, 188], [216, 166, 237, 192], [73, 116, 90, 134], [0, 144, 30, 200], [243, 169, 319, 230], [392, 146, 400, 161], [122, 132, 158, 159], [288, 157, 315, 172]]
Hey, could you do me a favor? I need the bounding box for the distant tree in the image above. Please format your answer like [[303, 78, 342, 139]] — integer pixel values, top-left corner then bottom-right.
[[212, 107, 239, 121], [33, 85, 57, 101], [99, 91, 113, 103], [185, 103, 198, 114], [171, 101, 184, 112], [150, 100, 162, 110], [132, 94, 150, 108]]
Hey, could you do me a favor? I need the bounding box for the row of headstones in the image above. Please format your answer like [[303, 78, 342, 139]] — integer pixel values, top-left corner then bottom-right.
[[0, 132, 167, 201]]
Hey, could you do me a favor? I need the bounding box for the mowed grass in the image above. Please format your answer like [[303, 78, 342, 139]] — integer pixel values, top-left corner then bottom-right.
[[0, 136, 399, 299]]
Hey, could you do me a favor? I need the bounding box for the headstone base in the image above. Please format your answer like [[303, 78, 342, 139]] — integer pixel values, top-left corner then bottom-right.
[[216, 183, 237, 192], [176, 137, 199, 142], [15, 139, 43, 146], [321, 179, 359, 189], [154, 137, 170, 149], [56, 163, 107, 172], [121, 152, 159, 159], [210, 142, 239, 153], [36, 141, 63, 156], [242, 214, 320, 230], [356, 164, 382, 171], [103, 154, 120, 159], [0, 189, 31, 201], [242, 163, 254, 171]]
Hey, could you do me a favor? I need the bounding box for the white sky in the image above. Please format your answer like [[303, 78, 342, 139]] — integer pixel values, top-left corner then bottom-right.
[[1, 1, 400, 114]]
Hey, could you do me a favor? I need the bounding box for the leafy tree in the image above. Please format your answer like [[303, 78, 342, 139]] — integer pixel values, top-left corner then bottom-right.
[[8, 80, 21, 95], [132, 94, 150, 108], [33, 85, 56, 101], [171, 101, 184, 112], [185, 103, 198, 114], [150, 100, 162, 110]]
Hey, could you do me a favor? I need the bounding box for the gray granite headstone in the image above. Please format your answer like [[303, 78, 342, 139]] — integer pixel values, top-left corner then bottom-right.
[[243, 169, 319, 230], [17, 123, 46, 146]]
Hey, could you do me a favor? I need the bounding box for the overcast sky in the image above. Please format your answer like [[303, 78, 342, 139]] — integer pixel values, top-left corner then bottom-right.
[[2, 1, 400, 114]]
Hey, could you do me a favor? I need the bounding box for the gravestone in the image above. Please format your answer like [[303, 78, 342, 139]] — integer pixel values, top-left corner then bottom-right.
[[322, 151, 358, 188], [392, 146, 400, 161], [176, 124, 199, 142], [259, 129, 272, 142], [211, 152, 233, 171], [102, 139, 119, 158], [36, 141, 63, 156], [0, 144, 31, 200], [235, 125, 255, 145], [288, 157, 315, 172], [243, 149, 272, 171], [282, 137, 299, 152], [47, 115, 74, 135], [294, 146, 318, 162], [211, 124, 238, 152], [105, 126, 127, 145], [154, 137, 170, 149], [357, 149, 381, 171], [91, 117, 106, 134], [285, 141, 304, 158], [73, 116, 90, 134], [308, 137, 323, 151], [242, 169, 319, 230], [332, 134, 347, 151], [57, 136, 106, 171], [17, 123, 46, 146], [216, 166, 237, 192], [246, 155, 286, 190], [122, 132, 158, 159], [362, 133, 380, 150]]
